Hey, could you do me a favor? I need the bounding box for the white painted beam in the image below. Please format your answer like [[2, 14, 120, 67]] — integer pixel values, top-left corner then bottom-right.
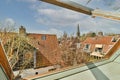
[[92, 9, 120, 21]]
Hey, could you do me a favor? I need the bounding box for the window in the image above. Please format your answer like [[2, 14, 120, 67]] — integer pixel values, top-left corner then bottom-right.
[[111, 37, 116, 42], [41, 35, 46, 40], [84, 44, 90, 50], [0, 65, 8, 80], [95, 48, 103, 52]]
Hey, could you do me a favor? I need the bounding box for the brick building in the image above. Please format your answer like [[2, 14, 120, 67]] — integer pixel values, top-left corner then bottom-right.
[[27, 33, 62, 68], [0, 26, 62, 69], [81, 36, 117, 57]]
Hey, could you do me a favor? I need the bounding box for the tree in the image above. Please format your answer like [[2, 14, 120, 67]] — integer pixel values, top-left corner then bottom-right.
[[59, 34, 90, 67], [0, 26, 34, 79], [86, 32, 96, 37]]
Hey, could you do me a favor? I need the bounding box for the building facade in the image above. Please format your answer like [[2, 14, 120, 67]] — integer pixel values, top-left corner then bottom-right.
[[0, 26, 61, 70], [81, 36, 116, 57]]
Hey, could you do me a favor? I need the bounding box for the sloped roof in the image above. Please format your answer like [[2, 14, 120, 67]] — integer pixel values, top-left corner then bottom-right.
[[82, 36, 115, 45], [0, 30, 62, 67], [23, 40, 120, 80], [27, 33, 62, 65]]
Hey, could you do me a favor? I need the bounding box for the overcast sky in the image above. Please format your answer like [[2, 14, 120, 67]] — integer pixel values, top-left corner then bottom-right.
[[0, 0, 120, 37]]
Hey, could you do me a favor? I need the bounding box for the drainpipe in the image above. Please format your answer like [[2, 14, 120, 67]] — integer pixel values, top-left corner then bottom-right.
[[34, 49, 37, 69]]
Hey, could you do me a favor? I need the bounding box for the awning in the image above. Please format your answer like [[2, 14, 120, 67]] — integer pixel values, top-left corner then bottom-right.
[[91, 52, 103, 57], [95, 44, 103, 48]]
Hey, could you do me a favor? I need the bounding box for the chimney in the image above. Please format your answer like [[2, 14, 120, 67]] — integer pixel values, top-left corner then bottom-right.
[[98, 32, 103, 36], [19, 26, 26, 36]]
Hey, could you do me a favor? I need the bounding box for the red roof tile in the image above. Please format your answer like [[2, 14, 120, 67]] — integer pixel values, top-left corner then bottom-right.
[[27, 33, 62, 67], [81, 36, 116, 54], [83, 36, 115, 45]]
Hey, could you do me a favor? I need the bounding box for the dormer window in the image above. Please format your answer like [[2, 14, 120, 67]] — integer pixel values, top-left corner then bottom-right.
[[84, 44, 90, 50], [111, 37, 116, 42], [41, 35, 46, 40], [95, 44, 103, 52]]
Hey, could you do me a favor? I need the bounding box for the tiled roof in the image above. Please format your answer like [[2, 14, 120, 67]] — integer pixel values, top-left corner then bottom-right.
[[0, 31, 62, 68], [81, 36, 116, 55], [27, 33, 62, 66], [23, 43, 120, 80], [82, 36, 115, 45]]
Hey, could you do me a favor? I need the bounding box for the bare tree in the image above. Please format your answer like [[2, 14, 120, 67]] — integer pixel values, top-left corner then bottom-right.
[[59, 35, 90, 67], [0, 26, 34, 79], [4, 36, 35, 78]]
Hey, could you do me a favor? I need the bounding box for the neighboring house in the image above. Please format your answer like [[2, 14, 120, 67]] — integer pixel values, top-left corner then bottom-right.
[[81, 36, 117, 57], [23, 39, 120, 80], [27, 33, 62, 68], [0, 26, 62, 69]]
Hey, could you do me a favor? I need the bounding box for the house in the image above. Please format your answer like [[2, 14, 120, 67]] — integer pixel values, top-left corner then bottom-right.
[[27, 33, 62, 68], [23, 39, 120, 80], [81, 36, 116, 58], [19, 26, 62, 68], [0, 26, 62, 69]]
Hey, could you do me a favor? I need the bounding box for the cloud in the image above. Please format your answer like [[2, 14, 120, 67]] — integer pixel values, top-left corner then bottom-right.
[[40, 28, 63, 38], [89, 0, 120, 11], [4, 18, 15, 27], [78, 17, 120, 34], [34, 3, 86, 28], [111, 0, 120, 10], [31, 1, 120, 35], [35, 2, 120, 34], [0, 18, 16, 32]]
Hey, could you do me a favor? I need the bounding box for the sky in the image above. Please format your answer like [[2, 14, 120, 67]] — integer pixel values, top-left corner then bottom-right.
[[0, 0, 120, 37]]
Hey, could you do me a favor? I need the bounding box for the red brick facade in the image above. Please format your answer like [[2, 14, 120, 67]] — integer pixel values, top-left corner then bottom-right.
[[27, 33, 62, 68]]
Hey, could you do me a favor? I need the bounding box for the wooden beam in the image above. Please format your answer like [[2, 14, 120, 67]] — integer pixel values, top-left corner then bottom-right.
[[40, 0, 93, 15], [0, 42, 14, 80], [40, 0, 120, 21], [92, 9, 120, 21]]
